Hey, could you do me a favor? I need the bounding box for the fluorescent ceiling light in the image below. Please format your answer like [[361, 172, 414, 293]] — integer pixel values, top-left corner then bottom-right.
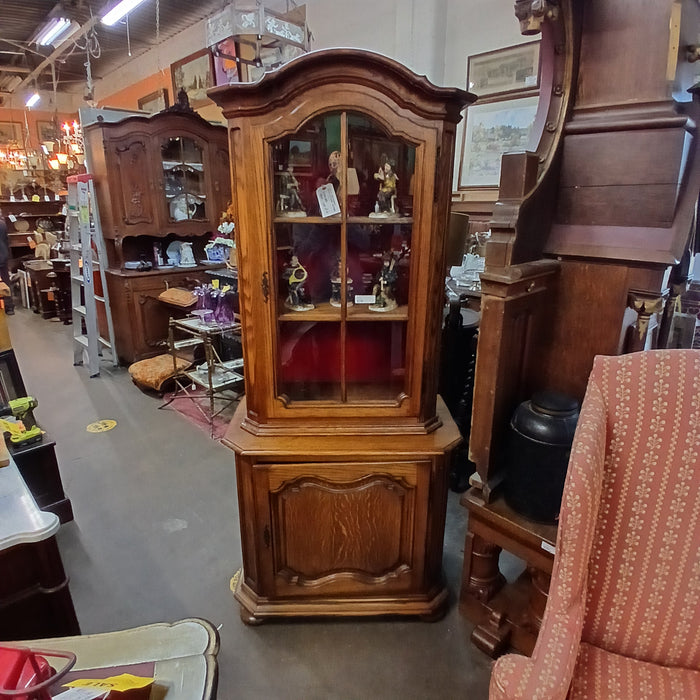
[[101, 0, 149, 27], [35, 17, 73, 46], [26, 92, 40, 108]]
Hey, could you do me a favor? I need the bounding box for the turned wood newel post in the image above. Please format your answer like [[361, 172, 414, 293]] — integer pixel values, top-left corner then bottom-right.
[[626, 292, 665, 353]]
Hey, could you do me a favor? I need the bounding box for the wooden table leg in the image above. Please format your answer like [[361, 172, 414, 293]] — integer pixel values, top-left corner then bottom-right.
[[461, 529, 506, 602]]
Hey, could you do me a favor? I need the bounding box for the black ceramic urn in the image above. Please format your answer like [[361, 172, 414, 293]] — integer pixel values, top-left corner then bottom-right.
[[502, 390, 580, 524]]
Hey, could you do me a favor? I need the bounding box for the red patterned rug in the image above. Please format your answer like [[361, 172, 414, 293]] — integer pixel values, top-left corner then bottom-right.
[[161, 390, 241, 441]]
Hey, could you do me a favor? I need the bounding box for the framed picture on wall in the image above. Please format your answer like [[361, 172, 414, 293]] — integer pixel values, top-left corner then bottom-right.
[[467, 41, 541, 100], [138, 88, 169, 113], [171, 49, 215, 108], [36, 120, 59, 144], [458, 95, 539, 188], [0, 122, 22, 146], [213, 38, 241, 85]]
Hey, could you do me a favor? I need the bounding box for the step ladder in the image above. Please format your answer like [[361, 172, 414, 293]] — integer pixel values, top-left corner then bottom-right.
[[67, 174, 118, 377]]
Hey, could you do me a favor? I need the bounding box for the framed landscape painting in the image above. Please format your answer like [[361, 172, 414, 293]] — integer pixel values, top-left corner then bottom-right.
[[138, 88, 169, 113], [0, 122, 22, 146], [458, 96, 539, 188], [171, 49, 214, 108]]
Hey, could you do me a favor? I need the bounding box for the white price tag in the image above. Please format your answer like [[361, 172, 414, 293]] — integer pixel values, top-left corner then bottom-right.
[[541, 540, 556, 555], [315, 183, 340, 218], [52, 688, 109, 700], [7, 215, 16, 223], [45, 195, 51, 201], [354, 294, 376, 305]]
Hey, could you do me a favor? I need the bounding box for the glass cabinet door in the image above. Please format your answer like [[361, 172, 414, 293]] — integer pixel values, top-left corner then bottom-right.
[[271, 112, 416, 405], [161, 136, 208, 222]]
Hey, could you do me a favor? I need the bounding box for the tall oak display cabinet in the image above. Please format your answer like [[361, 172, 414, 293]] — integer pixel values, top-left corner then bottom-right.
[[210, 49, 473, 622]]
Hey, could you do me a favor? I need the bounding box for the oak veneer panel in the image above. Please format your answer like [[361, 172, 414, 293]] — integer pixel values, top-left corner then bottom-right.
[[576, 1, 676, 108], [531, 260, 631, 400], [559, 130, 685, 188], [557, 184, 678, 228]]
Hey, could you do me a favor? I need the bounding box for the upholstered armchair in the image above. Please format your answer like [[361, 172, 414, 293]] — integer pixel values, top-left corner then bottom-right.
[[490, 349, 700, 699]]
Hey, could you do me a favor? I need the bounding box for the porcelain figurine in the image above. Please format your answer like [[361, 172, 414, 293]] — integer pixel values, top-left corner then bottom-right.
[[369, 154, 398, 218], [283, 255, 314, 311]]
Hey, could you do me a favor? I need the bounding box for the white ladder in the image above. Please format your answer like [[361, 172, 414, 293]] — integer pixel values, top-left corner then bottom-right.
[[68, 174, 118, 377]]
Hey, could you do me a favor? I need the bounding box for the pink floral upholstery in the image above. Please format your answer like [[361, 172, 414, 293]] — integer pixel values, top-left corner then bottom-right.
[[490, 350, 700, 700]]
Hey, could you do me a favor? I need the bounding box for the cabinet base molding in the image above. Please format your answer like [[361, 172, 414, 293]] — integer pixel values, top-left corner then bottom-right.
[[232, 573, 449, 624]]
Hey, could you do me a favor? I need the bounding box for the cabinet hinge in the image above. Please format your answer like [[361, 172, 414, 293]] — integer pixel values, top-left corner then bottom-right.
[[263, 525, 271, 548], [261, 271, 270, 303]]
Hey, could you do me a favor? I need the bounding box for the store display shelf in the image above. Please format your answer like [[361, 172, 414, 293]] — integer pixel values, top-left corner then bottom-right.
[[277, 303, 408, 322]]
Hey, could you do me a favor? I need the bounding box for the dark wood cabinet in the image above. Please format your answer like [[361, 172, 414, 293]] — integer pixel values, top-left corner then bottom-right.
[[83, 107, 232, 364], [210, 49, 472, 622]]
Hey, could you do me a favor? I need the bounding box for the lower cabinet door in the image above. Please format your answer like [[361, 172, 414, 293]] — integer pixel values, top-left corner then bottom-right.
[[251, 460, 432, 597]]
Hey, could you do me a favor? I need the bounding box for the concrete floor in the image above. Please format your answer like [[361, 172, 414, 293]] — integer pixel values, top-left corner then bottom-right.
[[7, 307, 502, 700]]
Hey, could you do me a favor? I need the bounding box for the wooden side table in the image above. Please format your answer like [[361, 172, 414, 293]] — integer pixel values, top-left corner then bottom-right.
[[459, 487, 557, 657], [0, 459, 80, 641]]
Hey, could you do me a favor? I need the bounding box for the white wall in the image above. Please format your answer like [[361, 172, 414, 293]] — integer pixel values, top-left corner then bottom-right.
[[93, 1, 529, 184]]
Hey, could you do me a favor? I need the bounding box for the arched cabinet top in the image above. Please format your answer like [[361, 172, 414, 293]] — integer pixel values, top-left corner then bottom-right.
[[209, 48, 474, 123]]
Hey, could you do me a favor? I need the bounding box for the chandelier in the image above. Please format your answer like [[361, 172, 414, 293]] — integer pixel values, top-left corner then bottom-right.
[[43, 120, 85, 170]]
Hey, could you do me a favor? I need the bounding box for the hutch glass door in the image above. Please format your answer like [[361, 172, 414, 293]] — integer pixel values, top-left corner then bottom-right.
[[161, 136, 208, 222], [272, 111, 416, 405]]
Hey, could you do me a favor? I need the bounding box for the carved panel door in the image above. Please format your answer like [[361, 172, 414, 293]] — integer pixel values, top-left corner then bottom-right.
[[113, 138, 158, 235], [252, 460, 431, 597]]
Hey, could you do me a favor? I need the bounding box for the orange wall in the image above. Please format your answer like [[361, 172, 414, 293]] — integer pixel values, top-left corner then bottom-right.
[[100, 68, 171, 110], [0, 107, 78, 152]]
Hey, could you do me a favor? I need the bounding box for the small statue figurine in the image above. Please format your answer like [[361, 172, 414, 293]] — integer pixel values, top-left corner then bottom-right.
[[283, 254, 314, 311], [277, 165, 306, 217], [369, 252, 398, 312], [329, 258, 354, 308], [369, 154, 399, 217]]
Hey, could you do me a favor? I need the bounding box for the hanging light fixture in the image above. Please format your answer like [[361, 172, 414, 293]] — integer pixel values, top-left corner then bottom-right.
[[32, 14, 80, 48], [101, 0, 150, 27], [206, 1, 308, 78], [25, 92, 41, 108]]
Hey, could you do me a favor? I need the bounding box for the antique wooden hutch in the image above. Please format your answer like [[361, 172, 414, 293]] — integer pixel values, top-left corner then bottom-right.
[[83, 105, 231, 363], [210, 49, 473, 622]]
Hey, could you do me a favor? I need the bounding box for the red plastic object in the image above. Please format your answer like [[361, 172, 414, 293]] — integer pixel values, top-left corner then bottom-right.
[[0, 645, 76, 699]]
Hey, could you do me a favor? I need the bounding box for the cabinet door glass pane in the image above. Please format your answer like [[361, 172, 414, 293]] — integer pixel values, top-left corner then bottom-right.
[[162, 136, 207, 222], [346, 321, 406, 401], [271, 111, 416, 406], [272, 113, 342, 218], [279, 321, 342, 401]]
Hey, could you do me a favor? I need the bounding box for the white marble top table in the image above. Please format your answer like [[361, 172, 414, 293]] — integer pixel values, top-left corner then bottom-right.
[[0, 458, 59, 550]]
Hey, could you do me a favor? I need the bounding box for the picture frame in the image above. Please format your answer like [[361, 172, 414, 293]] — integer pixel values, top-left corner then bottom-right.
[[467, 41, 541, 100], [0, 122, 22, 147], [171, 49, 215, 108], [36, 120, 59, 144], [137, 88, 169, 113], [458, 95, 539, 189], [213, 38, 241, 86], [288, 139, 312, 170]]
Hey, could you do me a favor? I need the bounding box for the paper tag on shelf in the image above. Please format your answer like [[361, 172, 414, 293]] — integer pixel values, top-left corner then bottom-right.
[[52, 689, 109, 700], [7, 215, 16, 222], [316, 183, 340, 217], [541, 540, 556, 554], [45, 195, 51, 201], [212, 279, 220, 289], [355, 294, 375, 305]]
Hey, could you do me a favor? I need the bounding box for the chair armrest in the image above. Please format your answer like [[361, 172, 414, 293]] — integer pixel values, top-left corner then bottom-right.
[[489, 606, 583, 699]]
